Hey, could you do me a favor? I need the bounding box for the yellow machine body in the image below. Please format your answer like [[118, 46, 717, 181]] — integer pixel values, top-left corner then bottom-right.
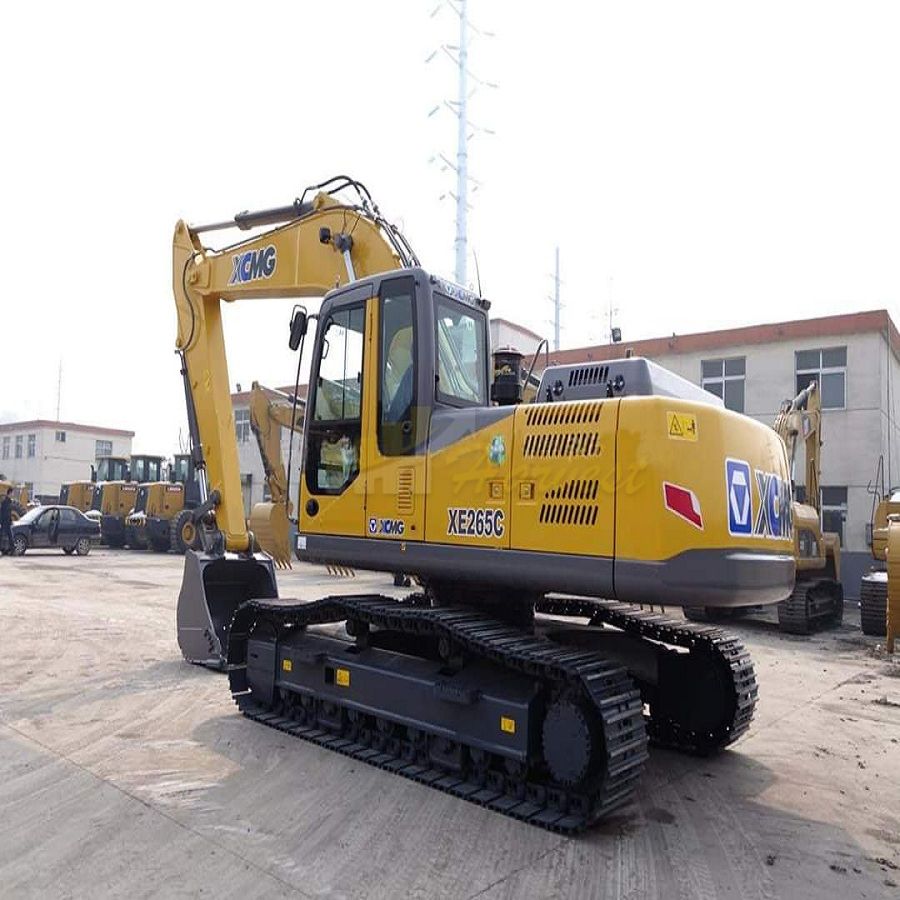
[[60, 481, 94, 512], [94, 481, 137, 516], [871, 494, 900, 561], [294, 279, 794, 610]]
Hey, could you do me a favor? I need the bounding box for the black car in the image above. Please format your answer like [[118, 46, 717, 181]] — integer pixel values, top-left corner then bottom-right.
[[11, 505, 100, 556]]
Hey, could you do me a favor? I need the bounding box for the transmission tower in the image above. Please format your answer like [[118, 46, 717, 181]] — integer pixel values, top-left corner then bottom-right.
[[427, 1, 496, 287]]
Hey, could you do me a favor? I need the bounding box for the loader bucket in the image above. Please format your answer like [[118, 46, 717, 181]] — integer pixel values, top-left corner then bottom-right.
[[249, 500, 293, 568], [177, 550, 278, 669]]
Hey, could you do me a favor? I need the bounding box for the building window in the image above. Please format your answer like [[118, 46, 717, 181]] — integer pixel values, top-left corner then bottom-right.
[[95, 439, 113, 459], [821, 486, 847, 545], [55, 430, 66, 443], [701, 357, 745, 413], [796, 347, 846, 409], [235, 408, 251, 443], [15, 436, 23, 459], [27, 434, 36, 458], [1, 437, 8, 460]]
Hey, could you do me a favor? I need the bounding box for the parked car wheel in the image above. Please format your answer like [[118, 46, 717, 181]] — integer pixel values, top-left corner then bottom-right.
[[74, 537, 91, 556], [12, 534, 27, 556], [63, 546, 76, 555]]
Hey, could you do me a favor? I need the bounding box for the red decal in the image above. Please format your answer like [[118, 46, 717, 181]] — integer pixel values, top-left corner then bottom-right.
[[663, 482, 703, 530]]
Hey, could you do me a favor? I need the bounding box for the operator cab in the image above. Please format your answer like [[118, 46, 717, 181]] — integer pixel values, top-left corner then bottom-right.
[[301, 267, 490, 502]]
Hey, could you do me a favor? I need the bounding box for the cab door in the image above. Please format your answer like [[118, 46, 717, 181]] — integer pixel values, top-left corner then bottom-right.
[[299, 286, 371, 537], [363, 275, 427, 543]]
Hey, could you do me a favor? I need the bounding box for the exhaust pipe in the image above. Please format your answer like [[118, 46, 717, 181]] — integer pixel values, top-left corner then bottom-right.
[[177, 550, 279, 669]]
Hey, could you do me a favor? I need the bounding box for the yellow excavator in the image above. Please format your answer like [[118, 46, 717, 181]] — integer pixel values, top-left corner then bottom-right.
[[172, 176, 795, 831], [685, 381, 843, 633], [772, 382, 843, 632]]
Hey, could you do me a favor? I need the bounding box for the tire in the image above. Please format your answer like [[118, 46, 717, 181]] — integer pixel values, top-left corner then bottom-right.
[[149, 535, 170, 553], [12, 534, 27, 556], [860, 573, 888, 637], [170, 509, 198, 555], [63, 546, 75, 555], [74, 537, 91, 556]]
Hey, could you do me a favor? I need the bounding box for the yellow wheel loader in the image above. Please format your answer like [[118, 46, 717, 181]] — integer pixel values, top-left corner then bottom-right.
[[125, 454, 202, 553], [89, 454, 142, 547], [246, 382, 304, 565], [59, 481, 94, 512], [87, 455, 129, 543], [171, 177, 794, 831]]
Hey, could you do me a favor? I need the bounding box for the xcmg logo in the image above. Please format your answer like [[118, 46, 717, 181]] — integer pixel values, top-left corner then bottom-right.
[[228, 245, 276, 285], [726, 458, 792, 539]]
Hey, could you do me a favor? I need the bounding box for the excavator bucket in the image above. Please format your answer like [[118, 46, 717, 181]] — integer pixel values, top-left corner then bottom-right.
[[177, 549, 278, 668], [249, 500, 294, 568]]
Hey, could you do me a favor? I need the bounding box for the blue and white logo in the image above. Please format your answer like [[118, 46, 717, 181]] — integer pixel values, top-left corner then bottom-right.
[[726, 458, 752, 535], [368, 517, 405, 537], [228, 244, 277, 285]]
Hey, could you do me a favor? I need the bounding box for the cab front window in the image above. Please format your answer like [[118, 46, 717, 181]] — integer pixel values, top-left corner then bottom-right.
[[434, 295, 487, 407]]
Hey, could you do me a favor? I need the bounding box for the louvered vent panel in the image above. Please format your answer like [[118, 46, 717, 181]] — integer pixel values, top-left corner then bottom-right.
[[522, 401, 603, 457], [538, 479, 600, 526], [397, 468, 414, 515], [567, 365, 609, 388]]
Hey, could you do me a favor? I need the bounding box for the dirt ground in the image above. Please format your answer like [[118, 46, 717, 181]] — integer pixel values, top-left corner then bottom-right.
[[0, 549, 898, 900]]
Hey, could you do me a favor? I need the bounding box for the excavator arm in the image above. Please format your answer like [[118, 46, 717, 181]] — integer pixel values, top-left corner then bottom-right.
[[773, 380, 821, 511], [247, 382, 305, 564], [172, 182, 411, 557]]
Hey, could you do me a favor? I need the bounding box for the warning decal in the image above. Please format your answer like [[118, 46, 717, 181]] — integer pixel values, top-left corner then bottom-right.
[[666, 411, 698, 441]]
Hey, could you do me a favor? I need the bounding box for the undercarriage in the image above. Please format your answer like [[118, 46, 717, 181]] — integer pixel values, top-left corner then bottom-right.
[[227, 592, 757, 833]]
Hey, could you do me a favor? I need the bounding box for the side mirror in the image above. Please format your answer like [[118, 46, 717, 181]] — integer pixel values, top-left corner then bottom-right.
[[289, 306, 308, 351]]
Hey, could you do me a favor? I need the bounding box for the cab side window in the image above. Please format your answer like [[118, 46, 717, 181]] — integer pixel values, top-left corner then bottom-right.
[[306, 305, 366, 494], [379, 277, 417, 456]]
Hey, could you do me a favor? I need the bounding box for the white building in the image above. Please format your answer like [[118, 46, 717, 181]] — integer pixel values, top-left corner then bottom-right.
[[0, 419, 134, 501], [538, 309, 900, 596], [490, 317, 545, 357]]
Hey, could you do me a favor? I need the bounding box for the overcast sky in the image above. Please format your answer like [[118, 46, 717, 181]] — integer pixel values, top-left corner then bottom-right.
[[2, 1, 899, 451]]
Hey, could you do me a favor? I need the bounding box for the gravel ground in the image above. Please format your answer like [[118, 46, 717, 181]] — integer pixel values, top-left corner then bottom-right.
[[0, 549, 898, 899]]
